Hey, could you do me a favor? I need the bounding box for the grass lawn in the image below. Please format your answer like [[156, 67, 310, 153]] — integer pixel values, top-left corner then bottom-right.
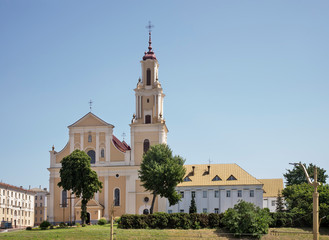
[[0, 225, 329, 239]]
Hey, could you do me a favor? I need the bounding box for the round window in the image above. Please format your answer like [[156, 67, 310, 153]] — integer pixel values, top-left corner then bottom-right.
[[115, 174, 119, 178], [144, 197, 149, 203]]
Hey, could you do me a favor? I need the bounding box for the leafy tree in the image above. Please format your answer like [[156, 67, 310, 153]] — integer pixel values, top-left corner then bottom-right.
[[139, 144, 186, 214], [189, 194, 197, 213], [282, 183, 329, 226], [58, 149, 103, 224], [221, 200, 272, 238], [276, 190, 285, 212], [284, 163, 327, 186]]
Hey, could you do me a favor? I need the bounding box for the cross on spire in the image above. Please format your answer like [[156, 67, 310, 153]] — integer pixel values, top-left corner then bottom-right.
[[145, 21, 154, 51], [89, 100, 93, 112]]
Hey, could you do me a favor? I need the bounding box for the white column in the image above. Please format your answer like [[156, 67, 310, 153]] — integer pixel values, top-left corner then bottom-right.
[[48, 177, 54, 223], [71, 193, 74, 222], [157, 94, 161, 117], [105, 134, 110, 163], [69, 133, 74, 153], [104, 177, 109, 219], [139, 96, 142, 118], [80, 133, 84, 150], [96, 132, 99, 163], [95, 191, 99, 202], [135, 95, 138, 118]]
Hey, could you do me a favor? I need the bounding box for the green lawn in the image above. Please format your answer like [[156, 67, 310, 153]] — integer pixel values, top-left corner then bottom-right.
[[0, 225, 329, 240]]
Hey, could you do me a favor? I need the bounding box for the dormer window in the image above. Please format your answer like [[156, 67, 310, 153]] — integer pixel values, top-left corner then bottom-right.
[[146, 69, 151, 86], [227, 175, 237, 181], [212, 175, 222, 181], [88, 134, 92, 142], [183, 176, 192, 182]]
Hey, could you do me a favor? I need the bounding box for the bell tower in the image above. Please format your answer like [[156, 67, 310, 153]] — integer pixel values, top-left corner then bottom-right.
[[130, 24, 168, 165]]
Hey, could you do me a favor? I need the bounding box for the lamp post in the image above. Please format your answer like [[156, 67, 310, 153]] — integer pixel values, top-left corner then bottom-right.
[[290, 162, 320, 240]]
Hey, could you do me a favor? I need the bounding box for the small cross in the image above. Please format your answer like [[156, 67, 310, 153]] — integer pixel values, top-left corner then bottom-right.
[[89, 100, 93, 112], [208, 158, 212, 165], [146, 21, 154, 33], [122, 132, 126, 141]]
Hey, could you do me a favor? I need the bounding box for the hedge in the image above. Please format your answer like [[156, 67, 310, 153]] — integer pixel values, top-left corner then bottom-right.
[[118, 213, 224, 229]]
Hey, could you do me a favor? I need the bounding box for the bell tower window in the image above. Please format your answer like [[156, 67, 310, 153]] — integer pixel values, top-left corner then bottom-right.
[[146, 69, 151, 86], [145, 115, 151, 124]]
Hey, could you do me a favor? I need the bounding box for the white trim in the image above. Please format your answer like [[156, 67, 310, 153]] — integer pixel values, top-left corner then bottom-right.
[[96, 132, 99, 164], [104, 177, 109, 219]]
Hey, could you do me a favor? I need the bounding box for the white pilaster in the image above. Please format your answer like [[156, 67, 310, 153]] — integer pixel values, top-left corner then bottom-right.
[[71, 193, 74, 222], [104, 176, 109, 219], [157, 94, 161, 117], [80, 133, 84, 150], [105, 134, 110, 163], [69, 133, 74, 153], [48, 177, 54, 223], [96, 132, 99, 163]]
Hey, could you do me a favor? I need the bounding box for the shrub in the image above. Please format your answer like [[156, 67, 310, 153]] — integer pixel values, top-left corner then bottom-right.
[[146, 212, 169, 229], [208, 213, 223, 228], [76, 223, 81, 227], [40, 220, 51, 230], [50, 225, 54, 229], [82, 223, 86, 227], [26, 226, 32, 230], [114, 217, 121, 224], [59, 222, 67, 228], [98, 218, 107, 225], [221, 201, 272, 238]]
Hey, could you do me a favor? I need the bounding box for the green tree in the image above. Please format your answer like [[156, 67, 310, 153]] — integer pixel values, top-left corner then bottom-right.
[[284, 163, 327, 186], [58, 149, 103, 224], [221, 200, 272, 238], [189, 194, 197, 213], [139, 144, 186, 214], [276, 190, 285, 212], [282, 183, 329, 226]]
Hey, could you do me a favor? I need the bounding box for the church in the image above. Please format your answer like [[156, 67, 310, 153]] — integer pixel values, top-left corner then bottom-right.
[[48, 30, 167, 224], [47, 29, 283, 224]]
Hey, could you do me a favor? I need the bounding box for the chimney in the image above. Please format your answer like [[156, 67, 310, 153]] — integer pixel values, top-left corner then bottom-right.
[[29, 185, 31, 190], [207, 165, 210, 174], [43, 188, 47, 191], [20, 186, 23, 189], [39, 185, 41, 189], [192, 166, 195, 176]]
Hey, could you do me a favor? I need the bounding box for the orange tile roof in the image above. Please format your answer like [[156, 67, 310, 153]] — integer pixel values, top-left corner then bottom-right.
[[258, 179, 284, 197], [0, 182, 35, 194], [178, 164, 262, 187]]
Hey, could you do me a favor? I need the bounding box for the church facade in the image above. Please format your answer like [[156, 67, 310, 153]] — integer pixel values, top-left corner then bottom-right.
[[47, 32, 167, 224]]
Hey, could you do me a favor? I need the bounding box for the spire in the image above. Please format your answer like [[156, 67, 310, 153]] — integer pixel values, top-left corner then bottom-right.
[[143, 21, 157, 61]]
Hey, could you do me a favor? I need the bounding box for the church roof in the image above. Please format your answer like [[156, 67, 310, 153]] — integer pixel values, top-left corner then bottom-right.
[[112, 135, 131, 152], [68, 112, 114, 128], [258, 179, 284, 197], [178, 164, 262, 187]]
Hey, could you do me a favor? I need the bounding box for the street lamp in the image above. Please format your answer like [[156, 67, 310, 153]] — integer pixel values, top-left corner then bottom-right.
[[289, 162, 320, 240]]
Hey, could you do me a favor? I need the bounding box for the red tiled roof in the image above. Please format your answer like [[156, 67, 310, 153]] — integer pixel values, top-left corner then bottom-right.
[[0, 182, 35, 194], [112, 135, 131, 152]]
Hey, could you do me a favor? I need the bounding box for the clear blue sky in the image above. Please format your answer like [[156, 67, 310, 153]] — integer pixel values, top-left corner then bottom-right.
[[1, 1, 328, 189]]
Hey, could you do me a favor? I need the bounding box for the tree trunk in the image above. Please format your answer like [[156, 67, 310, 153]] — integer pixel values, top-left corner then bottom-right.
[[150, 193, 157, 214], [81, 199, 88, 225]]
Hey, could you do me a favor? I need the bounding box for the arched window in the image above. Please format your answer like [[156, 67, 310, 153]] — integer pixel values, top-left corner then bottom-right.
[[143, 139, 150, 153], [87, 150, 96, 164], [101, 148, 105, 158], [114, 188, 120, 206], [145, 115, 151, 124], [61, 190, 67, 207], [143, 209, 149, 215], [146, 69, 151, 86], [88, 134, 92, 142]]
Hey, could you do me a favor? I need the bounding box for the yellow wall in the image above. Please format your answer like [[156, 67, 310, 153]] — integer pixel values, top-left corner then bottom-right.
[[55, 143, 70, 163], [110, 141, 125, 162], [134, 131, 160, 165]]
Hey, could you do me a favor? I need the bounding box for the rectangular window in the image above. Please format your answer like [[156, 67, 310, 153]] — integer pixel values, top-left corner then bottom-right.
[[250, 190, 254, 197], [226, 190, 231, 197], [35, 203, 37, 207], [214, 190, 219, 198], [203, 191, 207, 198], [40, 203, 42, 207], [191, 191, 195, 198], [40, 196, 42, 200], [214, 208, 219, 214], [271, 200, 276, 206], [40, 210, 42, 214], [168, 210, 172, 214], [203, 208, 207, 213], [35, 196, 37, 200], [180, 191, 184, 198], [35, 217, 37, 222], [238, 190, 242, 197], [35, 210, 37, 215], [180, 209, 184, 213], [40, 217, 42, 222]]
